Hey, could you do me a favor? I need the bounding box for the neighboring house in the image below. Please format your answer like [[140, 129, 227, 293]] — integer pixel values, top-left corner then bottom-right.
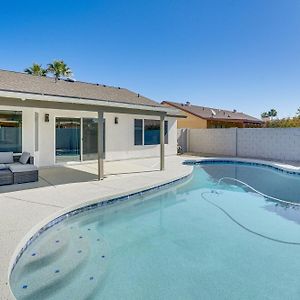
[[0, 69, 180, 170], [162, 101, 263, 129]]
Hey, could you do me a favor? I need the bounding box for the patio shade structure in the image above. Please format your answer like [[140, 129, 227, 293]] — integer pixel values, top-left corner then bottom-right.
[[0, 89, 175, 180]]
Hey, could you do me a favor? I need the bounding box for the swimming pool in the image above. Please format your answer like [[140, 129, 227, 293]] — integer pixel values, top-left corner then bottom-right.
[[10, 161, 300, 299]]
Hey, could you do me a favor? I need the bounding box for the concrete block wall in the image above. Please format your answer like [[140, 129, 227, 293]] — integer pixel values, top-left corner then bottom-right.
[[189, 128, 237, 156], [177, 129, 188, 152], [236, 128, 300, 161], [183, 128, 300, 161]]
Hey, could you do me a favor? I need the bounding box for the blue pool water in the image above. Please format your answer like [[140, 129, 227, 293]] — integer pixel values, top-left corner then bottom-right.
[[10, 162, 300, 299]]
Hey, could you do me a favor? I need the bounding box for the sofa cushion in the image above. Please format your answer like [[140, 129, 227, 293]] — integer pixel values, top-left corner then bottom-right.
[[19, 152, 31, 164], [0, 163, 7, 170], [0, 152, 14, 164], [9, 164, 38, 173], [5, 162, 21, 168]]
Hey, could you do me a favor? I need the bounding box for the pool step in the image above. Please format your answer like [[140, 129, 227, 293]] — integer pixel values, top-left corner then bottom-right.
[[16, 229, 70, 281], [11, 226, 109, 300]]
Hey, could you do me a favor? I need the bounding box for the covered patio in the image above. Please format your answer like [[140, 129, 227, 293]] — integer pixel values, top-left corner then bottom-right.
[[0, 93, 177, 180]]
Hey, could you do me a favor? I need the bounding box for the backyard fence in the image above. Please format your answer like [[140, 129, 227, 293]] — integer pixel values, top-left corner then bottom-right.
[[177, 129, 188, 152], [178, 128, 300, 161]]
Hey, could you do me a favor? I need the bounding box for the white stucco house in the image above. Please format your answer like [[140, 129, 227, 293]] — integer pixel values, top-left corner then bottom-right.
[[0, 69, 181, 179]]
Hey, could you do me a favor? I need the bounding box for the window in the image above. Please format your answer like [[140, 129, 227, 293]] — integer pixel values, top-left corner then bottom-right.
[[134, 119, 169, 145], [0, 111, 22, 153], [134, 119, 143, 145], [144, 119, 160, 145]]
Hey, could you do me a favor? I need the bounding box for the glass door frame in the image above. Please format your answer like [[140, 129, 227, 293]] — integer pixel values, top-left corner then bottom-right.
[[55, 116, 105, 164], [82, 118, 98, 161], [55, 117, 81, 163]]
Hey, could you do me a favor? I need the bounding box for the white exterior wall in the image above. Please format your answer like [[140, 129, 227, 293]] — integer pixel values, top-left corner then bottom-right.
[[0, 105, 177, 167], [104, 113, 177, 161]]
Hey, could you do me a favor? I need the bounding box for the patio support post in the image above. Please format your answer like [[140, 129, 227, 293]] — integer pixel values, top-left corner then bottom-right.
[[160, 115, 165, 171], [97, 111, 104, 180]]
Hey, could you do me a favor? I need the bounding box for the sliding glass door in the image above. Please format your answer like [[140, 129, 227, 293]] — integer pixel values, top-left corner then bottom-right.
[[82, 118, 98, 161], [82, 118, 105, 161], [56, 118, 81, 162], [55, 117, 105, 163]]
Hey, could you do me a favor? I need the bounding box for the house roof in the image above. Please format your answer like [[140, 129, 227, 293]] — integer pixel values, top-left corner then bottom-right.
[[162, 101, 263, 123], [0, 69, 163, 108]]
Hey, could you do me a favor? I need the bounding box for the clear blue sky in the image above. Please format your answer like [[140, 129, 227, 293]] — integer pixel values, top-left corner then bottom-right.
[[1, 0, 300, 118]]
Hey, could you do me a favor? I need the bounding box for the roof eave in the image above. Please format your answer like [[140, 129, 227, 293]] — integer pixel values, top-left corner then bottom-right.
[[166, 113, 187, 118], [207, 117, 263, 123], [162, 101, 202, 119], [0, 90, 175, 114], [162, 101, 262, 123]]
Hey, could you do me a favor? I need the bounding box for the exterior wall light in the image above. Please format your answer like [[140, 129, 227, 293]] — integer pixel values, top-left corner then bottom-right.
[[114, 117, 119, 124], [44, 114, 49, 122]]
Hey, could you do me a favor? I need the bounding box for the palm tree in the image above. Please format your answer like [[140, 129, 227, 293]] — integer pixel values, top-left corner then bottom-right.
[[261, 112, 269, 119], [268, 109, 277, 120], [47, 60, 72, 82], [24, 63, 47, 76]]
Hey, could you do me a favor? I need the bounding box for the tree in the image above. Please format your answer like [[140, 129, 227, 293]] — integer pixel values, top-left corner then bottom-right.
[[296, 107, 300, 118], [268, 109, 277, 120], [47, 60, 72, 82], [261, 112, 269, 119], [265, 117, 300, 128], [24, 63, 47, 76]]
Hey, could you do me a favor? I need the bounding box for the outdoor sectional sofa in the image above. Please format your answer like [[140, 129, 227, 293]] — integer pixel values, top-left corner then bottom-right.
[[0, 152, 38, 185]]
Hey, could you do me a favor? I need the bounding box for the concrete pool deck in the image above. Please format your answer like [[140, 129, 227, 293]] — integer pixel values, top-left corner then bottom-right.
[[0, 155, 193, 300], [1, 155, 300, 299]]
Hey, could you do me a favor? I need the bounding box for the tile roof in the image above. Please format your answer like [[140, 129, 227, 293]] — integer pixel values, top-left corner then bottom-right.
[[162, 101, 263, 123], [0, 69, 163, 108]]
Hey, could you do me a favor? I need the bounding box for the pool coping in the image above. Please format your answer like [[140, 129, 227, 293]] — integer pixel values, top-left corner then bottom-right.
[[183, 157, 300, 175], [7, 166, 193, 297]]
